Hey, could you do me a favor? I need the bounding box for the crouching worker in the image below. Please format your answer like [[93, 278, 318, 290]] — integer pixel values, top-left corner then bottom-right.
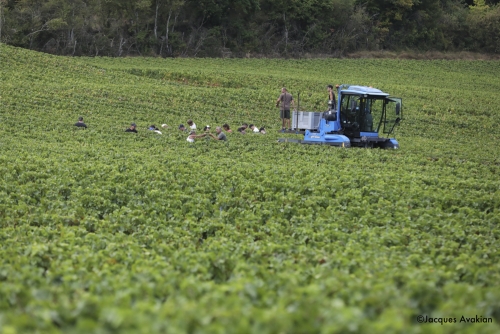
[[148, 125, 162, 134], [208, 127, 227, 141], [149, 124, 158, 130], [187, 131, 197, 143], [125, 123, 137, 133], [249, 124, 260, 133], [74, 116, 87, 128], [187, 119, 197, 130], [186, 127, 226, 141], [194, 126, 227, 141]]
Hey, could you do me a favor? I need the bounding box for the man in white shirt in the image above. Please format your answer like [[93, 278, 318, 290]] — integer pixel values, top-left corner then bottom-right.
[[187, 119, 197, 130], [187, 131, 196, 142], [249, 124, 260, 133]]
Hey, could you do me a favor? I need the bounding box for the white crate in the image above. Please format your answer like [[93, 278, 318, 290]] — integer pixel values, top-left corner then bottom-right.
[[292, 111, 322, 130]]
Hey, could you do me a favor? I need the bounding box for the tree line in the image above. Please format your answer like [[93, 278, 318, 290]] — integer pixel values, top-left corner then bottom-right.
[[0, 0, 499, 57]]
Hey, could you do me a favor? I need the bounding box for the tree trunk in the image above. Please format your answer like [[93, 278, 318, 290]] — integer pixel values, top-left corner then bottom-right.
[[165, 9, 172, 56], [118, 36, 125, 56], [154, 1, 159, 38], [0, 0, 3, 42], [284, 12, 288, 53]]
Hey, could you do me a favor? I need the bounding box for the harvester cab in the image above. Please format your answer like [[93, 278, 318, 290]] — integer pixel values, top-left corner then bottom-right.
[[279, 85, 402, 148]]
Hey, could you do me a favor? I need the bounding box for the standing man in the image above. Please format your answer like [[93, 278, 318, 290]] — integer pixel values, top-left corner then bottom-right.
[[276, 87, 294, 131], [327, 84, 338, 111], [74, 116, 87, 128]]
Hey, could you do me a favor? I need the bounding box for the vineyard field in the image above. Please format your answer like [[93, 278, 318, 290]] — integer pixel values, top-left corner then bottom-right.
[[1, 44, 500, 333]]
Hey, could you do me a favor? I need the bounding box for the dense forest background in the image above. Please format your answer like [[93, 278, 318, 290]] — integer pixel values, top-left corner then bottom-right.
[[0, 0, 499, 57]]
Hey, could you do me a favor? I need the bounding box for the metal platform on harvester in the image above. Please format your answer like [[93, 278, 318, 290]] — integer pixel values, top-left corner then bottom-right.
[[277, 138, 350, 147], [277, 129, 305, 134]]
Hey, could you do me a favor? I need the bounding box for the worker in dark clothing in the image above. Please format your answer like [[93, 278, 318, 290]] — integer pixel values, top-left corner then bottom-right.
[[74, 117, 87, 128], [125, 123, 137, 133]]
